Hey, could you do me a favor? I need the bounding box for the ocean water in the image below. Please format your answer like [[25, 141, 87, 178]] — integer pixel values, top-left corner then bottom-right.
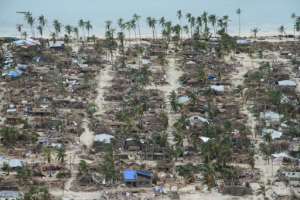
[[0, 0, 299, 37]]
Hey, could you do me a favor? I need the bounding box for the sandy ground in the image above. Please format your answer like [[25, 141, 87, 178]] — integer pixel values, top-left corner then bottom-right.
[[53, 58, 114, 199], [79, 64, 113, 148], [146, 56, 183, 145], [164, 57, 183, 145], [94, 65, 113, 116], [230, 52, 289, 198]]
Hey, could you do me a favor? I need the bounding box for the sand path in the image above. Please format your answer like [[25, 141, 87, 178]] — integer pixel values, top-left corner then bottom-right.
[[231, 53, 283, 192], [146, 56, 183, 145], [79, 65, 113, 147]]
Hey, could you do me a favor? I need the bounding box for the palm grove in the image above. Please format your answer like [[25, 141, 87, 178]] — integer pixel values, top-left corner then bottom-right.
[[16, 11, 300, 43]]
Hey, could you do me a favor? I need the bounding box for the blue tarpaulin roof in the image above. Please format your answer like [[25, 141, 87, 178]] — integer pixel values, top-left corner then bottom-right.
[[7, 71, 20, 78], [123, 170, 152, 182], [123, 170, 137, 182], [7, 69, 23, 78]]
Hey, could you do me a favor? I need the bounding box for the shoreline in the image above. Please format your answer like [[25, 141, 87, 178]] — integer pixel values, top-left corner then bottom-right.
[[0, 32, 298, 40]]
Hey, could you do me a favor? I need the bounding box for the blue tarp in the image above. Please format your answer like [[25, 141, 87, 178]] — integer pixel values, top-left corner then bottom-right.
[[136, 170, 152, 177], [208, 75, 217, 81], [7, 71, 20, 78], [123, 170, 152, 182], [123, 170, 137, 182], [6, 65, 26, 78], [7, 69, 23, 78]]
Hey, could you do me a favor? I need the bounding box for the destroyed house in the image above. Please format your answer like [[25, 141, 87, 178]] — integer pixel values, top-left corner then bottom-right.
[[123, 169, 152, 187], [0, 190, 22, 200], [142, 144, 171, 160], [27, 107, 53, 116], [280, 171, 300, 181], [93, 134, 114, 151], [124, 138, 143, 151], [52, 99, 86, 109]]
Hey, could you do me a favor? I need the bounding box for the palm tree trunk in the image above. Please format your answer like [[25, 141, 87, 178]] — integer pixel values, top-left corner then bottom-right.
[[138, 23, 141, 41], [152, 29, 155, 40], [238, 15, 241, 37], [134, 29, 137, 41]]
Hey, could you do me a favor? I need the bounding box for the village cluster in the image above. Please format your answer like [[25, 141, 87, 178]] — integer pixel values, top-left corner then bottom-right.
[[0, 12, 300, 200]]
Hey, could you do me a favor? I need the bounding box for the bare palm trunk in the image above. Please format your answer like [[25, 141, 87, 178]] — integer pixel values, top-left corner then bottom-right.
[[138, 22, 141, 41], [152, 29, 155, 40], [238, 15, 241, 37]]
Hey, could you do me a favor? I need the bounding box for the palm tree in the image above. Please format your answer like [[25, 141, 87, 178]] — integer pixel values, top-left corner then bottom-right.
[[53, 19, 62, 38], [208, 15, 217, 35], [217, 18, 224, 32], [169, 90, 179, 112], [38, 15, 46, 38], [172, 24, 181, 41], [251, 27, 259, 40], [118, 18, 125, 31], [98, 146, 117, 184], [278, 25, 285, 39], [24, 12, 35, 37], [2, 162, 10, 175], [78, 19, 85, 38], [117, 31, 125, 67], [291, 13, 296, 39], [37, 25, 43, 38], [222, 15, 229, 33], [183, 25, 189, 38], [105, 20, 112, 31], [147, 17, 157, 40], [186, 13, 192, 22], [159, 16, 166, 27], [296, 17, 300, 39], [163, 21, 172, 43], [16, 24, 23, 38], [177, 10, 183, 39], [24, 186, 51, 200], [187, 16, 195, 38], [50, 32, 56, 43], [22, 31, 27, 39], [133, 14, 141, 40], [65, 25, 73, 38], [177, 10, 183, 24], [43, 147, 52, 164], [56, 147, 66, 164], [236, 8, 242, 37], [201, 162, 216, 190], [256, 184, 268, 199], [130, 19, 137, 40], [73, 27, 79, 40], [85, 20, 92, 39], [196, 16, 203, 33], [38, 15, 46, 27], [202, 12, 208, 30], [79, 160, 88, 175], [125, 21, 132, 41]]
